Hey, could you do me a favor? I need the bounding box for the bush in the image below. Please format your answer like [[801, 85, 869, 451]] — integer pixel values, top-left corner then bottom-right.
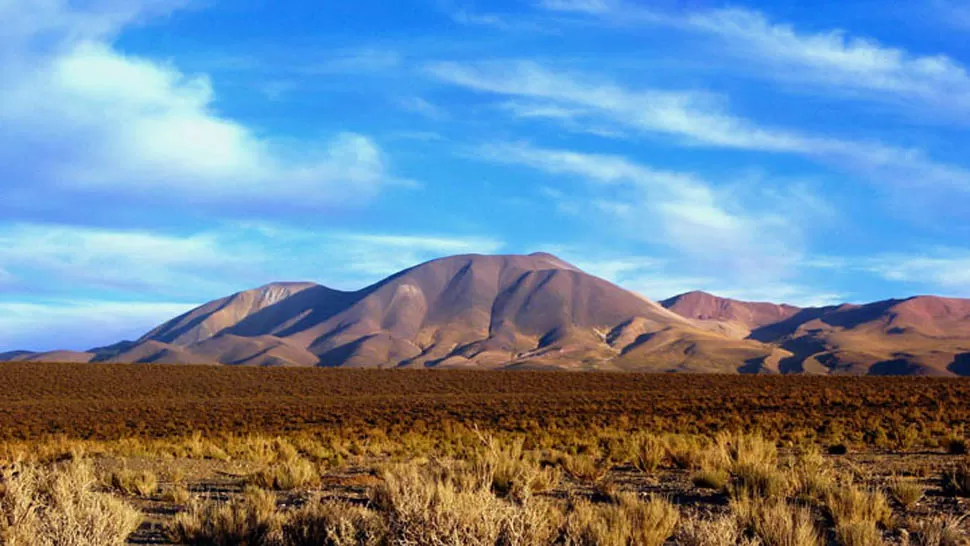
[[563, 493, 679, 546], [942, 460, 970, 497], [280, 498, 387, 546], [692, 468, 730, 491], [561, 454, 609, 484], [109, 467, 158, 497], [0, 460, 141, 546], [633, 435, 666, 473], [889, 477, 923, 509], [732, 496, 821, 546], [169, 487, 279, 545], [945, 437, 968, 456], [252, 457, 319, 491]]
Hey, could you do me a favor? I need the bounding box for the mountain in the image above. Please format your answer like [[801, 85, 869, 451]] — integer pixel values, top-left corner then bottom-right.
[[6, 253, 970, 375], [662, 293, 970, 376]]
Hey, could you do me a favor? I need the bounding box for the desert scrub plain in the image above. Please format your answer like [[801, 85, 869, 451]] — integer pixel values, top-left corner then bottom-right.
[[1, 363, 970, 544]]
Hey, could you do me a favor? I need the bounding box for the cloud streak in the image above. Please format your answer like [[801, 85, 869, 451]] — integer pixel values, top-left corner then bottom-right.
[[429, 60, 970, 193], [540, 2, 970, 122]]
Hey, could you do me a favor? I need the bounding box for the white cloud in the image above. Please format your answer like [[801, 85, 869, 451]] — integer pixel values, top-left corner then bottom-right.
[[0, 223, 262, 297], [0, 300, 197, 352], [429, 60, 970, 192], [476, 142, 809, 286], [399, 96, 447, 120], [314, 233, 505, 282], [540, 2, 970, 121], [865, 252, 970, 295], [0, 1, 393, 210]]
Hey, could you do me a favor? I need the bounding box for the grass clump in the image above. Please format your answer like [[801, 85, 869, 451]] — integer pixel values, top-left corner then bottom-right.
[[170, 486, 279, 545], [563, 493, 679, 546], [633, 434, 666, 473], [252, 457, 319, 491], [692, 468, 730, 491], [889, 477, 924, 509], [109, 467, 159, 497], [1, 460, 141, 546], [280, 498, 387, 546]]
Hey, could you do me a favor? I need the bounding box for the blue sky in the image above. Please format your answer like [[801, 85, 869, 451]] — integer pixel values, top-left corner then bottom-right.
[[4, 0, 970, 351]]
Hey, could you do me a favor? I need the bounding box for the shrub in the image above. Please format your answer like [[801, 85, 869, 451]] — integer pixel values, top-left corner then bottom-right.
[[561, 454, 609, 484], [252, 457, 319, 491], [823, 484, 893, 529], [692, 468, 730, 491], [169, 486, 279, 545], [942, 460, 970, 497], [889, 477, 924, 509], [373, 462, 559, 546], [280, 498, 387, 546], [836, 521, 885, 546], [475, 436, 560, 503], [109, 467, 159, 497], [633, 435, 666, 473], [563, 493, 679, 546], [732, 496, 821, 546], [676, 513, 754, 546], [944, 437, 968, 455], [908, 515, 968, 546], [0, 460, 141, 546], [828, 444, 849, 455]]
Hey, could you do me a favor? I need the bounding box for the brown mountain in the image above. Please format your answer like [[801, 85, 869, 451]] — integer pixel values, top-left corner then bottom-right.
[[662, 292, 970, 376], [89, 253, 781, 371], [8, 253, 970, 375]]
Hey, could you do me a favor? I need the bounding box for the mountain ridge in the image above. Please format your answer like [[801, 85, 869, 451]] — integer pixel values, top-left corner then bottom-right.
[[6, 253, 970, 375]]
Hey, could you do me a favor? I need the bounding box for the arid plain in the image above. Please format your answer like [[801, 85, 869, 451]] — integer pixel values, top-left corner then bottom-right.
[[2, 363, 970, 545]]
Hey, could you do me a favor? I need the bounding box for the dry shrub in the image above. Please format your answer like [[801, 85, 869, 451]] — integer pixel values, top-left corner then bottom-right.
[[280, 498, 386, 546], [824, 484, 893, 529], [561, 453, 609, 484], [170, 486, 279, 545], [907, 515, 969, 546], [475, 436, 560, 503], [0, 460, 140, 546], [836, 521, 885, 546], [372, 462, 559, 546], [944, 437, 968, 456], [563, 493, 679, 546], [665, 436, 706, 470], [677, 513, 757, 546], [252, 457, 319, 491], [692, 468, 730, 491], [889, 477, 924, 509], [162, 483, 191, 505], [633, 434, 666, 473], [732, 495, 821, 546], [109, 467, 158, 497], [942, 460, 970, 497]]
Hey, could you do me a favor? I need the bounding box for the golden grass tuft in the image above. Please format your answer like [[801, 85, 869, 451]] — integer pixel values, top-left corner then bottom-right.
[[0, 460, 141, 546]]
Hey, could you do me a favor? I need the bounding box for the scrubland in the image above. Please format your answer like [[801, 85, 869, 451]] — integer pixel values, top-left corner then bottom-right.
[[2, 362, 970, 545]]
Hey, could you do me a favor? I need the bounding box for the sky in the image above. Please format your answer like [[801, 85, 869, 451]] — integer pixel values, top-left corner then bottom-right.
[[4, 0, 970, 351]]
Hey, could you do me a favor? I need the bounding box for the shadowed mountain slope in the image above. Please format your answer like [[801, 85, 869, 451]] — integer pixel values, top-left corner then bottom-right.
[[9, 254, 970, 375], [90, 253, 781, 371], [662, 292, 970, 376]]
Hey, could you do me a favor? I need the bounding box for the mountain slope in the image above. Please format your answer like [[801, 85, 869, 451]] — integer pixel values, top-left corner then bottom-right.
[[662, 292, 970, 376], [92, 253, 781, 371]]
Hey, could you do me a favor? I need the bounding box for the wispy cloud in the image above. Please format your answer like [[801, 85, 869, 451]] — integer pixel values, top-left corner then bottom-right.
[[474, 142, 815, 289], [865, 251, 970, 296], [0, 300, 197, 352], [540, 2, 970, 122], [429, 60, 970, 193], [399, 96, 448, 120]]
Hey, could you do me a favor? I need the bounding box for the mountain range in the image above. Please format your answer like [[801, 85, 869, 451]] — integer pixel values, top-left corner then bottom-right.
[[5, 252, 970, 375]]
